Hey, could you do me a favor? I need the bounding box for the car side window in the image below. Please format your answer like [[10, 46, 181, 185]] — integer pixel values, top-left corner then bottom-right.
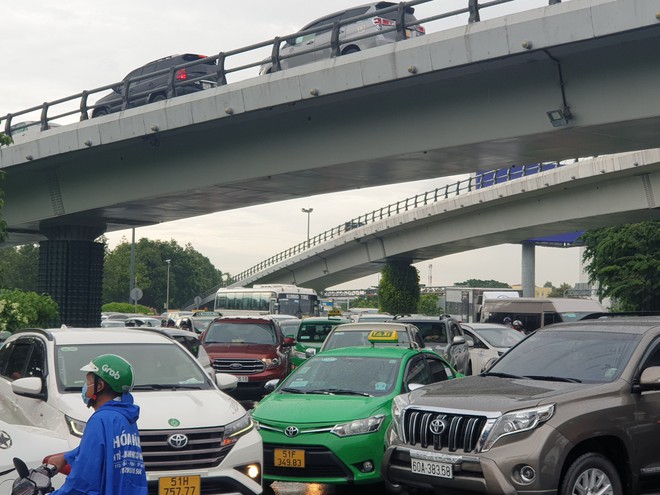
[[449, 323, 463, 340], [425, 356, 452, 381], [405, 355, 433, 389], [641, 342, 660, 372], [464, 330, 485, 349], [25, 340, 46, 379], [1, 339, 33, 380], [341, 7, 370, 21]]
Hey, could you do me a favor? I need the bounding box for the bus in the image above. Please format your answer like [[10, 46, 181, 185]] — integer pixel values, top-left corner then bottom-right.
[[214, 284, 320, 318]]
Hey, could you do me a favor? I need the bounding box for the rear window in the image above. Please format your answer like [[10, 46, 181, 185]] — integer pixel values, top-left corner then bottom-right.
[[376, 1, 415, 17], [204, 322, 276, 344], [181, 53, 215, 65]]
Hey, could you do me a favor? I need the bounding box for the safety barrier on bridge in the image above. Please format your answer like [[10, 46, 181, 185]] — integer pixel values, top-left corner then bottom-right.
[[182, 161, 570, 308], [1, 0, 562, 137]]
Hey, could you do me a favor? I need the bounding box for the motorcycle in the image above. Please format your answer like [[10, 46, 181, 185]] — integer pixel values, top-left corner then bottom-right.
[[10, 458, 57, 495]]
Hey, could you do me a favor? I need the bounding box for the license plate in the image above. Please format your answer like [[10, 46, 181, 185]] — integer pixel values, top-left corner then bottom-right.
[[158, 475, 201, 495], [411, 459, 453, 479], [233, 374, 249, 382], [274, 448, 305, 468], [405, 29, 412, 38]]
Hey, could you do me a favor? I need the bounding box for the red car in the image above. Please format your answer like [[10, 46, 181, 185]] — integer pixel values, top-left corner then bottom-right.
[[201, 316, 295, 400]]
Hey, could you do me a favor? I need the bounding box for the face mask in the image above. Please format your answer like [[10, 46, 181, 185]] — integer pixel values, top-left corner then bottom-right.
[[81, 382, 91, 406]]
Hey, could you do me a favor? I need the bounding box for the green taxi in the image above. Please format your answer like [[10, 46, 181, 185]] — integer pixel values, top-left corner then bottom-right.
[[252, 331, 462, 487], [289, 316, 351, 368]]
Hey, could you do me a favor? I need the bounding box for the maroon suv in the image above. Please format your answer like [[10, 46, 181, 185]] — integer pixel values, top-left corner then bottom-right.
[[200, 316, 294, 400]]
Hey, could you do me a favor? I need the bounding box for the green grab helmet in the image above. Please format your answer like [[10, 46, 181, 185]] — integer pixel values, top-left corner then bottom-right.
[[81, 354, 135, 393]]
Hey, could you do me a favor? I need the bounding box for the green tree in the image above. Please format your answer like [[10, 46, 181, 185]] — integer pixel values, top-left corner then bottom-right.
[[378, 260, 420, 314], [454, 279, 511, 288], [0, 132, 9, 243], [549, 283, 573, 298], [0, 244, 40, 291], [581, 221, 660, 311], [0, 289, 59, 333], [103, 238, 225, 310], [417, 293, 444, 316], [350, 295, 379, 308]]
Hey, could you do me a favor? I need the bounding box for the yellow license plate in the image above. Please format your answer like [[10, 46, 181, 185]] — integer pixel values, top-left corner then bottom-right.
[[158, 475, 201, 495], [274, 448, 305, 468]]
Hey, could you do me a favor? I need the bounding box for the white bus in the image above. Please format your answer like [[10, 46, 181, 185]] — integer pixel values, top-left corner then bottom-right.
[[214, 284, 320, 318]]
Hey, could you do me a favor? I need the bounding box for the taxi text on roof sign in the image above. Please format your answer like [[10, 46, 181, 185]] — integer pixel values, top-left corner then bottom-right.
[[368, 330, 399, 342]]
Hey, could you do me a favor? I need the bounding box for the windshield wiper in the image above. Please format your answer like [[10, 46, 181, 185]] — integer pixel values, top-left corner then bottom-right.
[[281, 387, 307, 394], [481, 372, 527, 379], [308, 388, 373, 397], [133, 384, 202, 390], [523, 375, 582, 383]]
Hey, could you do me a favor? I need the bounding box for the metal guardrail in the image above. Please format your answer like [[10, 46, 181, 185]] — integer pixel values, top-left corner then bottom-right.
[[182, 161, 569, 308], [1, 0, 562, 136]]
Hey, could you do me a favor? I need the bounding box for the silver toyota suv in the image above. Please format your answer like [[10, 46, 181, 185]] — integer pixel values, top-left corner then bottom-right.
[[382, 317, 660, 495], [260, 2, 425, 74]]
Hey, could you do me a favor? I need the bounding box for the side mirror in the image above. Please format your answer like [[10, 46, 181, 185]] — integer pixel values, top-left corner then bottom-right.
[[305, 348, 317, 358], [408, 383, 425, 391], [466, 339, 474, 348], [640, 366, 660, 390], [215, 373, 238, 391], [452, 336, 466, 345], [12, 377, 44, 399], [282, 337, 295, 347], [264, 379, 280, 392]]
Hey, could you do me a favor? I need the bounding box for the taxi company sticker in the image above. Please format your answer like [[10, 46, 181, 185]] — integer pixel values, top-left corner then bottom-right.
[[60, 347, 79, 352], [320, 357, 338, 362], [375, 382, 387, 391], [290, 380, 308, 387], [168, 418, 181, 427], [0, 430, 12, 449]]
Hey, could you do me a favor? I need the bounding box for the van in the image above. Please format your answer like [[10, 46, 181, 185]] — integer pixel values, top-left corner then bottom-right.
[[480, 297, 606, 332]]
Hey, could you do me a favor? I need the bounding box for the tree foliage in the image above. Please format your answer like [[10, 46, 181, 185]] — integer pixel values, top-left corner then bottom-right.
[[102, 302, 156, 315], [104, 238, 226, 310], [0, 244, 39, 291], [0, 132, 9, 243], [417, 293, 444, 316], [549, 283, 573, 298], [581, 221, 660, 311], [0, 289, 59, 333], [378, 260, 420, 314], [453, 279, 511, 288]]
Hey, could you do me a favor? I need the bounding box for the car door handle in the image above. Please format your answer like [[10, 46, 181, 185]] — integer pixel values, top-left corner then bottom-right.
[[306, 40, 314, 45]]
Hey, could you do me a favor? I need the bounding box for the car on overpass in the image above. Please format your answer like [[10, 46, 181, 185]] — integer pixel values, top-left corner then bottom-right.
[[259, 2, 425, 74], [92, 54, 218, 117]]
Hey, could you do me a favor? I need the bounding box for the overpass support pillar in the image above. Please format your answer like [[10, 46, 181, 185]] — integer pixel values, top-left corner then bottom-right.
[[521, 242, 536, 298], [38, 224, 106, 327]]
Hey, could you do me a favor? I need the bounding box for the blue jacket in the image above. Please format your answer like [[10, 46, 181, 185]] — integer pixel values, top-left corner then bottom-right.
[[53, 393, 148, 495]]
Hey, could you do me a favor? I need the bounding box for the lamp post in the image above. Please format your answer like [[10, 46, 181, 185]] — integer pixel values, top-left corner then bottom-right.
[[165, 259, 171, 313], [301, 208, 313, 248]]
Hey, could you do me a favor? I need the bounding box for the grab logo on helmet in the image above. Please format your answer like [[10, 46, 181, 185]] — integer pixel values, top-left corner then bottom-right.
[[102, 364, 121, 380]]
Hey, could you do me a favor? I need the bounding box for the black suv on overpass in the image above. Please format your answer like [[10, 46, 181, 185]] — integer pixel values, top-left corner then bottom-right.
[[92, 53, 218, 117]]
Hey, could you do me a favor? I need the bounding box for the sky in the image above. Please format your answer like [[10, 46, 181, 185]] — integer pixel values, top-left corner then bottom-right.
[[0, 0, 586, 290]]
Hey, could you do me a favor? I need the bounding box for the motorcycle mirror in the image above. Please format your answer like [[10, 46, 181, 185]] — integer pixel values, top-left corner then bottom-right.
[[12, 458, 29, 479]]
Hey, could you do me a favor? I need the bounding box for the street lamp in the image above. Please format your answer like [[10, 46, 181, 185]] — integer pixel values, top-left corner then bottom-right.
[[165, 259, 171, 313], [301, 208, 313, 248]]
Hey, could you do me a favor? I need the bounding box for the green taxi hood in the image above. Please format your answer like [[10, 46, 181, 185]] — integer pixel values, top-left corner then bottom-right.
[[253, 391, 393, 425]]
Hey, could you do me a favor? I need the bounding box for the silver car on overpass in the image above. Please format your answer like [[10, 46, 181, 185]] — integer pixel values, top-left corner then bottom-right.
[[260, 2, 425, 74]]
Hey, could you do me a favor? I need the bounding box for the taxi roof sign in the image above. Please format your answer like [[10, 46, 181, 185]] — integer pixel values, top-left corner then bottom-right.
[[367, 330, 399, 343]]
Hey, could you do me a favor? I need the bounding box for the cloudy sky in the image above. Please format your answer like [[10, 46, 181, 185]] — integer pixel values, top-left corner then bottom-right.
[[1, 0, 585, 289]]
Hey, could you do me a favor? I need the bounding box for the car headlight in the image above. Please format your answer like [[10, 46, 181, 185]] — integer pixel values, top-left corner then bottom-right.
[[391, 394, 410, 439], [292, 349, 307, 360], [66, 415, 86, 437], [262, 357, 281, 369], [223, 413, 254, 446], [482, 404, 555, 452], [330, 414, 385, 437]]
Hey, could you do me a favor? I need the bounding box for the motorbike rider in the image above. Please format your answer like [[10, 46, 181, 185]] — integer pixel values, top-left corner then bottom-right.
[[48, 354, 148, 495]]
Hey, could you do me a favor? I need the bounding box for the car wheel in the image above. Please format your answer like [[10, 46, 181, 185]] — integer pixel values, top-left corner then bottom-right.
[[560, 453, 622, 495], [342, 47, 360, 55], [92, 108, 108, 118], [151, 94, 167, 103]]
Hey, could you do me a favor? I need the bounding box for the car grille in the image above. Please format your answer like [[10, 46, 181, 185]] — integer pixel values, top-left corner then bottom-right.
[[212, 358, 265, 374], [401, 409, 487, 453], [264, 444, 351, 479], [140, 426, 234, 471]]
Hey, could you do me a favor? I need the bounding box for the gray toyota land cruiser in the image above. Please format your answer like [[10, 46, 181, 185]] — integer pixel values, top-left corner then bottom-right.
[[382, 317, 660, 495]]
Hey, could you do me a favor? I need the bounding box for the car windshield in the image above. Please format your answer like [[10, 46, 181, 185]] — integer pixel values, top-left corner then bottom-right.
[[281, 355, 402, 397], [192, 317, 215, 334], [55, 343, 210, 391], [204, 322, 276, 344], [323, 330, 411, 350], [473, 327, 524, 348], [279, 319, 301, 337], [489, 329, 641, 383], [297, 323, 338, 343]]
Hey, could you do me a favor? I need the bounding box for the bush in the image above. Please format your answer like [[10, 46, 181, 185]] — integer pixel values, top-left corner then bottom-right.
[[0, 289, 59, 333], [102, 302, 156, 315]]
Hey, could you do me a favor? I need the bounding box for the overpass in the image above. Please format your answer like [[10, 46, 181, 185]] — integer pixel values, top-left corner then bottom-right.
[[208, 149, 660, 296], [1, 0, 660, 324]]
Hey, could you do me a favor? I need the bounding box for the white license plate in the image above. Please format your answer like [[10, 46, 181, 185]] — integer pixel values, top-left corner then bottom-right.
[[233, 375, 249, 382], [411, 459, 453, 479]]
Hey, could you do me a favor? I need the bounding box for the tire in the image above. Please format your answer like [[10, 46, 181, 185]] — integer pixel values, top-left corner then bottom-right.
[[151, 94, 167, 103], [92, 108, 108, 118], [560, 453, 622, 495], [342, 47, 360, 55]]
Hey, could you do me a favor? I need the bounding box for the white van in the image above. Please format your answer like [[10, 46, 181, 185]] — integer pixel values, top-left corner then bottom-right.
[[0, 327, 263, 495], [480, 297, 606, 332]]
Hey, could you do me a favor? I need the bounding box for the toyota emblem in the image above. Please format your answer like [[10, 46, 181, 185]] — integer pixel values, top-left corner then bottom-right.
[[284, 426, 299, 437], [167, 433, 189, 449], [429, 418, 447, 435]]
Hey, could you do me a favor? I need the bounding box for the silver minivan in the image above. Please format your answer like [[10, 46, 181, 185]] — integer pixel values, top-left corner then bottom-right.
[[260, 2, 425, 74]]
